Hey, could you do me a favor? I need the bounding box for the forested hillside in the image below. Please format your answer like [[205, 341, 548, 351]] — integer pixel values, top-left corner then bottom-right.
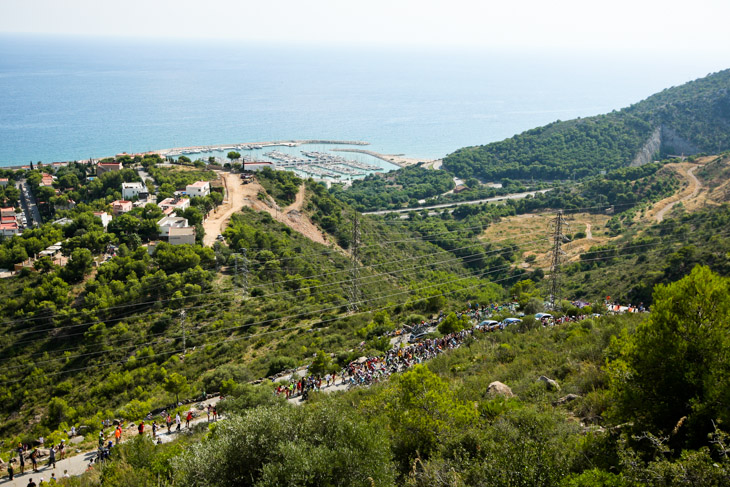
[[443, 69, 730, 181]]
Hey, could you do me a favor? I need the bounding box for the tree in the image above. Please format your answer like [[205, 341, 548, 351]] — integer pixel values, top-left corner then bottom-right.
[[63, 248, 94, 282], [380, 365, 478, 468], [608, 266, 730, 450], [164, 372, 189, 404], [437, 312, 470, 334], [309, 350, 334, 376], [227, 151, 241, 163], [33, 255, 56, 273]]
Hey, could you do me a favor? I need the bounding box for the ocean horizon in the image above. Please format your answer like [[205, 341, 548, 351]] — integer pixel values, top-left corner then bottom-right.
[[0, 34, 726, 167]]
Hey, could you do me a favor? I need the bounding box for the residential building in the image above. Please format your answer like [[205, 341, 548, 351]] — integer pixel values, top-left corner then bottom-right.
[[122, 182, 148, 200], [0, 207, 15, 218], [40, 174, 55, 187], [93, 211, 112, 229], [157, 216, 189, 237], [185, 181, 210, 198], [0, 178, 8, 187], [168, 226, 196, 245], [158, 197, 190, 214], [111, 200, 133, 216], [96, 161, 123, 176], [0, 221, 20, 237]]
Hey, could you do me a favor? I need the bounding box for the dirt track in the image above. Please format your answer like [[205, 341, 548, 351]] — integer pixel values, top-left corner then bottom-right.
[[202, 173, 246, 246], [249, 183, 330, 246], [202, 175, 330, 247], [649, 164, 702, 223]]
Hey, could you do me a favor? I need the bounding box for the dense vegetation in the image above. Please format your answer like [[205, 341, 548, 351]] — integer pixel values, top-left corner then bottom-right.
[[47, 266, 730, 486], [443, 69, 730, 181], [330, 166, 455, 211]]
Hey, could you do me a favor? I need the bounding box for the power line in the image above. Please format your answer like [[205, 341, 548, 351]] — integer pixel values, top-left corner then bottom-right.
[[348, 212, 361, 311]]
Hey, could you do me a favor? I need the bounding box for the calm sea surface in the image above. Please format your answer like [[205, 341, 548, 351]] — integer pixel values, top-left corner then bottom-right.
[[0, 34, 724, 166]]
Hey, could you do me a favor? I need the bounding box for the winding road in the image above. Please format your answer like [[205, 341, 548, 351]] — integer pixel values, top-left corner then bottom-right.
[[363, 189, 552, 216]]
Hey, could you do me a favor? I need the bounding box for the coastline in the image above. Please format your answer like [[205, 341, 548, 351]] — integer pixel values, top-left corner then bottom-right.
[[0, 140, 372, 170]]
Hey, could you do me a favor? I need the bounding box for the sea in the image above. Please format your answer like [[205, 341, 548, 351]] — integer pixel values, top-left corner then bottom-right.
[[0, 34, 726, 168]]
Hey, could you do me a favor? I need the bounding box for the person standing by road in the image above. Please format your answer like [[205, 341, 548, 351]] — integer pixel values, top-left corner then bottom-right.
[[30, 447, 39, 472], [138, 421, 145, 436], [17, 443, 25, 474], [115, 425, 122, 445], [48, 443, 56, 469]]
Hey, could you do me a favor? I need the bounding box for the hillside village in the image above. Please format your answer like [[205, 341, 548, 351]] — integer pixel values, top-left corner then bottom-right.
[[0, 155, 219, 275]]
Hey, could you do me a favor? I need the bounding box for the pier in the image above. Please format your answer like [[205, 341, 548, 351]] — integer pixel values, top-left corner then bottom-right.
[[330, 148, 423, 168]]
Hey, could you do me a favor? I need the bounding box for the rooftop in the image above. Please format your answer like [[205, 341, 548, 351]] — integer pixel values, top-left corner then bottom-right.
[[188, 181, 209, 188], [122, 182, 146, 188]]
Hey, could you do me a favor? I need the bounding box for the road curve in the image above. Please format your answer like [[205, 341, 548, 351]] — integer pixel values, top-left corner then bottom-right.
[[656, 166, 701, 223], [363, 189, 552, 215]]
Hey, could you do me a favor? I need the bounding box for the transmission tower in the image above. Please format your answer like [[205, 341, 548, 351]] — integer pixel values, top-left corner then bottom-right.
[[548, 210, 568, 311], [348, 213, 361, 311], [232, 249, 249, 297]]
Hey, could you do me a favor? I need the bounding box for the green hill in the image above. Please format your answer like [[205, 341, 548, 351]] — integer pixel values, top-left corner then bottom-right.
[[443, 69, 730, 181]]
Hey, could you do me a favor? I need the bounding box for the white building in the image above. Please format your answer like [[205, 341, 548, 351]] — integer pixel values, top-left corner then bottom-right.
[[185, 181, 210, 198], [158, 197, 191, 214], [93, 211, 112, 229], [157, 216, 189, 238], [122, 182, 149, 200]]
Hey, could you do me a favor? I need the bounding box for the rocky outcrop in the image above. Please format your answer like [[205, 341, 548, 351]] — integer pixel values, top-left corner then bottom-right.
[[631, 126, 701, 166], [537, 375, 561, 391], [661, 126, 700, 157], [486, 381, 514, 397], [631, 127, 662, 167], [553, 393, 581, 406]]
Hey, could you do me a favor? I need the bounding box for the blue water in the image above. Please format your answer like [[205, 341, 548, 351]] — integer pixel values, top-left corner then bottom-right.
[[0, 34, 726, 166]]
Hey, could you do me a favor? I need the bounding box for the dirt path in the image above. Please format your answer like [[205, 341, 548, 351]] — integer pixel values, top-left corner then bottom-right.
[[653, 165, 702, 223], [585, 223, 593, 240], [202, 172, 246, 246], [285, 184, 306, 212], [244, 182, 330, 246]]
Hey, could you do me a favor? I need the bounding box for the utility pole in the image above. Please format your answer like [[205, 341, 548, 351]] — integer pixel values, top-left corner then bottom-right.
[[549, 210, 568, 311], [180, 309, 186, 356], [348, 213, 361, 311]]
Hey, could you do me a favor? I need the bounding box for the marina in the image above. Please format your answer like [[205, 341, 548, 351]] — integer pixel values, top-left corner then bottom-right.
[[187, 142, 399, 182]]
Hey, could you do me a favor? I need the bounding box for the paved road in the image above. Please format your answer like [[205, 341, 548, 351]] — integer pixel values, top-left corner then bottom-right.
[[136, 167, 156, 192], [2, 397, 223, 486], [364, 189, 552, 216], [18, 180, 42, 227]]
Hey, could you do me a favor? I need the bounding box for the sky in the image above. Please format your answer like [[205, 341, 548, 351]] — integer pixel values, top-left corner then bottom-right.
[[1, 0, 730, 55]]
